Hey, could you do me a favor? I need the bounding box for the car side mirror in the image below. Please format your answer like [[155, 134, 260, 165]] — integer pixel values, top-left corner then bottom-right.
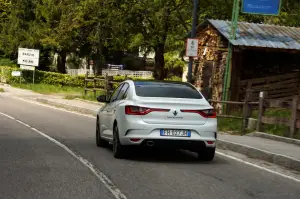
[[97, 95, 109, 103]]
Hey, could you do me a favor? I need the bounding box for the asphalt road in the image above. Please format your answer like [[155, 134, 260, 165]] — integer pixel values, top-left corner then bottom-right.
[[0, 95, 300, 199]]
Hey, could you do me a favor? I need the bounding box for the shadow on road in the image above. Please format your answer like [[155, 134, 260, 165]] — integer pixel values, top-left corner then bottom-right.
[[103, 145, 229, 165]]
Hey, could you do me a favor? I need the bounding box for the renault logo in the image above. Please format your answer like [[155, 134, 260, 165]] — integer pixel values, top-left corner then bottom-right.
[[173, 110, 178, 116]]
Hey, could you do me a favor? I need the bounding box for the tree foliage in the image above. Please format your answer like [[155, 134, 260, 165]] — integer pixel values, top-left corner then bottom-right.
[[0, 0, 300, 78]]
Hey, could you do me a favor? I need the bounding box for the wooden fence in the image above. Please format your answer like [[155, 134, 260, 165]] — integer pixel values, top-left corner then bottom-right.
[[257, 92, 300, 138], [239, 72, 300, 101], [84, 73, 124, 98], [209, 89, 258, 135], [210, 89, 300, 138]]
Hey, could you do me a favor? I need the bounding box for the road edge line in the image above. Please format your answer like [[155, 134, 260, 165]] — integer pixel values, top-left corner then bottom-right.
[[12, 97, 96, 118], [216, 151, 300, 183], [217, 139, 300, 172], [0, 111, 127, 199]]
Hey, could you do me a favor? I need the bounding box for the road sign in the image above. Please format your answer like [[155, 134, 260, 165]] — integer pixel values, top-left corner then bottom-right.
[[20, 65, 35, 71], [186, 38, 199, 57], [242, 0, 281, 15], [17, 48, 40, 66], [11, 71, 21, 77]]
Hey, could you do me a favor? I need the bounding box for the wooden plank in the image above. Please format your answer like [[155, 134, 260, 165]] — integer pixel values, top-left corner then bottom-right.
[[296, 119, 300, 129], [240, 73, 298, 85], [261, 116, 290, 126], [257, 91, 267, 131], [217, 115, 243, 119], [251, 73, 298, 85], [267, 99, 292, 108], [94, 78, 105, 81], [85, 88, 94, 92], [242, 89, 252, 135], [93, 88, 105, 91], [289, 96, 299, 137], [85, 79, 94, 82], [268, 91, 299, 99], [209, 100, 245, 105], [110, 81, 122, 84], [251, 81, 298, 90], [267, 88, 298, 96]]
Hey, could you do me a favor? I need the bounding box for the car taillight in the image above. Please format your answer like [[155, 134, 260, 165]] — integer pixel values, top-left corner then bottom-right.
[[125, 106, 170, 115], [180, 109, 216, 118]]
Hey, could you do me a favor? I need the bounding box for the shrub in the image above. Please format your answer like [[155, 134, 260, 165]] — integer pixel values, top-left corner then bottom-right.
[[0, 66, 86, 87], [0, 66, 157, 89]]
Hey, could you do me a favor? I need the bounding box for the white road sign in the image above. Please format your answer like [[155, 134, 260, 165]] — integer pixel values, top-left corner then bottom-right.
[[185, 38, 199, 57], [18, 48, 40, 67], [11, 71, 21, 77], [20, 65, 35, 71]]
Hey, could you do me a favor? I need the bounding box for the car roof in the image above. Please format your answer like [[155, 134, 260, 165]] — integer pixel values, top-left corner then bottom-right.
[[133, 80, 192, 86]]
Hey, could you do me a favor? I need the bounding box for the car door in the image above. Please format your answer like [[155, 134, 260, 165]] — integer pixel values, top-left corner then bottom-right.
[[101, 84, 124, 138], [104, 83, 124, 138], [107, 83, 130, 134]]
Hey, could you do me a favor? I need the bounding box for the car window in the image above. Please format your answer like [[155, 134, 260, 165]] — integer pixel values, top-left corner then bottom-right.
[[110, 84, 124, 102], [116, 83, 129, 101], [134, 81, 202, 99]]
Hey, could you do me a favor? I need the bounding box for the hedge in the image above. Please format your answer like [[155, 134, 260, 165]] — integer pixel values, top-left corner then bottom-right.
[[0, 66, 157, 89], [0, 66, 86, 87]]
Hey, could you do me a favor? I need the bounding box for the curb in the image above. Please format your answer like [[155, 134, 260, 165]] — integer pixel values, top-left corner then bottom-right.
[[36, 98, 97, 116], [75, 98, 103, 105], [248, 132, 300, 147], [217, 139, 300, 172]]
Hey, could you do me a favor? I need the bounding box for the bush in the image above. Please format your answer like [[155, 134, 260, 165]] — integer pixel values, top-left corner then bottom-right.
[[0, 66, 86, 87], [0, 59, 16, 67], [0, 66, 158, 89]]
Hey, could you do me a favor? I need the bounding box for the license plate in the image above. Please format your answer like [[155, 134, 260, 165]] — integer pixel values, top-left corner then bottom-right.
[[160, 129, 191, 137]]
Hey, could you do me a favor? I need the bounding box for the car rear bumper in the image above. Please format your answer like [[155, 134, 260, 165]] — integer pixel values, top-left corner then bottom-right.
[[141, 139, 209, 151], [120, 135, 216, 148], [117, 114, 217, 147]]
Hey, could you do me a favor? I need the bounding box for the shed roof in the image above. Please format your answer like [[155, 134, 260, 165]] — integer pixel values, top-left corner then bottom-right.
[[202, 19, 300, 50]]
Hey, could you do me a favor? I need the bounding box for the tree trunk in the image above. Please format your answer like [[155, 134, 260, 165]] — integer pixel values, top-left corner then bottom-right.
[[154, 44, 165, 80], [57, 50, 67, 74]]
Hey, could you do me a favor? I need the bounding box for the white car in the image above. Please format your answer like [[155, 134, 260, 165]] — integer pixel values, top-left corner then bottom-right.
[[96, 80, 217, 161]]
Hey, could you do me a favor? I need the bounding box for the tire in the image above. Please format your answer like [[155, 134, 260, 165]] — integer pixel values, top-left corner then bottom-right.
[[96, 118, 108, 147], [112, 123, 127, 159], [198, 147, 215, 161]]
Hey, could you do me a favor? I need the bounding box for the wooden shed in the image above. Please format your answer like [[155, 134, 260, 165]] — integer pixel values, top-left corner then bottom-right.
[[192, 19, 300, 110]]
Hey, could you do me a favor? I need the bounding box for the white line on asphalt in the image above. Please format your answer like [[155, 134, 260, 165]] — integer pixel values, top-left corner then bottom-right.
[[0, 111, 127, 199], [13, 97, 96, 118], [216, 151, 300, 183], [8, 96, 300, 183]]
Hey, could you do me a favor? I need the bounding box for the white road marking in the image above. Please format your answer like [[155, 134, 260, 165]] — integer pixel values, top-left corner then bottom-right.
[[13, 97, 96, 118], [0, 111, 127, 199], [216, 151, 300, 183], [5, 96, 300, 183]]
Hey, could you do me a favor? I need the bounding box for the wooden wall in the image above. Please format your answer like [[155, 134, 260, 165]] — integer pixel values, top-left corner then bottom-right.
[[192, 25, 228, 112]]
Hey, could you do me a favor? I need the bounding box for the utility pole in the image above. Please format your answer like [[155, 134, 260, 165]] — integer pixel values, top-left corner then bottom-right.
[[187, 0, 199, 83]]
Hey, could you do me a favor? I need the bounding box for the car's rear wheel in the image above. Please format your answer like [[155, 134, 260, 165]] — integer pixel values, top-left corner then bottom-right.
[[96, 118, 108, 147], [113, 123, 127, 158], [198, 147, 215, 161]]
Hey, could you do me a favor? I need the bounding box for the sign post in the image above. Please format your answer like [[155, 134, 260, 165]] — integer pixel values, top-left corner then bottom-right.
[[17, 48, 40, 84], [187, 0, 199, 83]]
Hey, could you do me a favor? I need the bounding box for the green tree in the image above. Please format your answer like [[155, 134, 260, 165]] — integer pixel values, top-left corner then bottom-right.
[[115, 0, 192, 80]]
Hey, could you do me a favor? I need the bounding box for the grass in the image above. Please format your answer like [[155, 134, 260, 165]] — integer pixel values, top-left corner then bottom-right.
[[12, 83, 104, 102], [0, 88, 4, 92]]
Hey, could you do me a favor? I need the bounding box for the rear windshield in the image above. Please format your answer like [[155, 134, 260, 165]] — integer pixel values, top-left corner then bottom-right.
[[134, 81, 202, 99]]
